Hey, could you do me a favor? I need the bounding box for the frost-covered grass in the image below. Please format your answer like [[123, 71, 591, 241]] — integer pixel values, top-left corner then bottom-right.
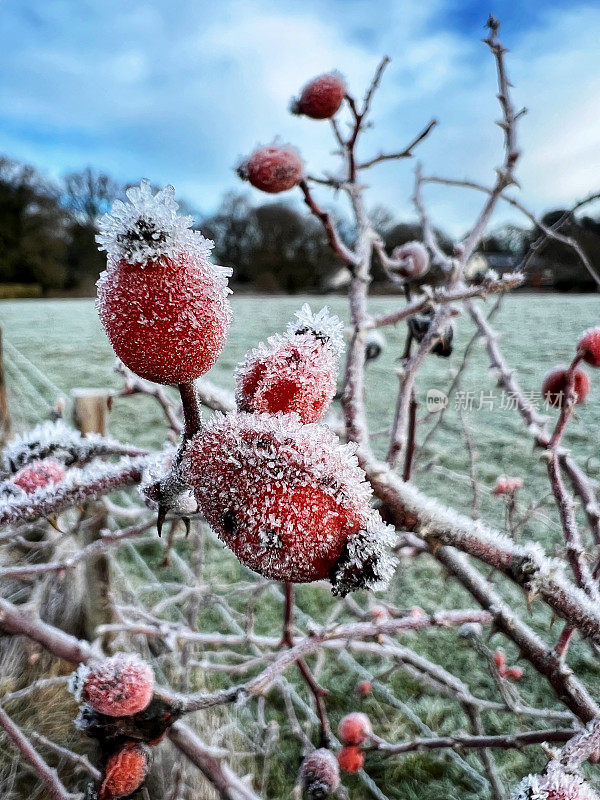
[[2, 293, 600, 798]]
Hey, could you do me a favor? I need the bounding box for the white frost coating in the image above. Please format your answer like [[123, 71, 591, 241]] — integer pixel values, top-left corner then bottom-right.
[[1, 420, 137, 472], [68, 663, 91, 703], [288, 304, 345, 356], [331, 512, 398, 596], [510, 765, 600, 800], [96, 179, 231, 287]]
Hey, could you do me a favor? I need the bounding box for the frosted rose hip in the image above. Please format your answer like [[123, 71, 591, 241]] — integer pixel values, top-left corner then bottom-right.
[[577, 327, 600, 367], [291, 72, 346, 119], [13, 459, 65, 493], [99, 743, 148, 799], [299, 748, 340, 798], [390, 241, 430, 279], [77, 653, 154, 717], [338, 712, 372, 745], [183, 412, 396, 594], [337, 745, 364, 773], [96, 180, 231, 385], [542, 366, 590, 408], [237, 144, 303, 193], [236, 305, 344, 422]]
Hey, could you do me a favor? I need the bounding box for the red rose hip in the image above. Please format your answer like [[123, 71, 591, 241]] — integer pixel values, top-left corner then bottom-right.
[[183, 412, 396, 595], [290, 72, 346, 119], [337, 745, 364, 774], [74, 653, 154, 717], [542, 366, 590, 408], [237, 143, 303, 193], [299, 748, 340, 798], [99, 743, 149, 799], [338, 712, 372, 745], [96, 180, 231, 385], [577, 327, 600, 367], [236, 304, 344, 422], [13, 459, 65, 493]]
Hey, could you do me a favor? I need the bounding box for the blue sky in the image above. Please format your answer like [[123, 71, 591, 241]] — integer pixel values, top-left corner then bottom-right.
[[1, 0, 599, 236]]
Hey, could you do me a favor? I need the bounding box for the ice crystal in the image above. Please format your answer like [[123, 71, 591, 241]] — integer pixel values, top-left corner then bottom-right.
[[183, 412, 396, 591], [288, 304, 345, 356], [97, 179, 219, 270]]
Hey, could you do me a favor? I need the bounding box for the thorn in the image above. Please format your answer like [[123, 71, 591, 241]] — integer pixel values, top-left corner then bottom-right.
[[157, 505, 167, 538], [183, 517, 191, 537], [46, 515, 64, 533]]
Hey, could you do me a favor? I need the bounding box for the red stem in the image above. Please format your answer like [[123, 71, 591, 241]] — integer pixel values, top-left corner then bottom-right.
[[178, 382, 202, 440]]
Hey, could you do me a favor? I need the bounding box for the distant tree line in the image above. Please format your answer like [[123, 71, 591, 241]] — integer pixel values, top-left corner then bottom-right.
[[0, 155, 598, 295]]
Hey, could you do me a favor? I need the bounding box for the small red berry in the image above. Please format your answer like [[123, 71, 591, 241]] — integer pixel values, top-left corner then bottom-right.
[[337, 745, 364, 774], [338, 712, 372, 745], [356, 681, 372, 697], [542, 366, 590, 408], [96, 180, 231, 385], [504, 666, 523, 680], [13, 460, 65, 493], [390, 241, 430, 279], [290, 72, 346, 119], [77, 653, 154, 717], [237, 143, 303, 193], [493, 649, 506, 669], [492, 476, 523, 495], [298, 748, 340, 798], [185, 413, 396, 594], [577, 327, 600, 367], [235, 305, 344, 422], [99, 743, 149, 799]]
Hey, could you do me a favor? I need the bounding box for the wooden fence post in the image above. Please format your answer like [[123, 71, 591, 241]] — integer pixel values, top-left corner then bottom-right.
[[72, 388, 114, 651], [0, 327, 10, 444]]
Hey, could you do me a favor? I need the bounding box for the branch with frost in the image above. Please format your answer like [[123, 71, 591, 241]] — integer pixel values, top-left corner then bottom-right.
[[0, 706, 83, 800], [0, 455, 153, 526], [371, 728, 578, 757], [1, 419, 146, 474], [370, 462, 600, 646], [458, 16, 523, 264], [0, 518, 155, 579]]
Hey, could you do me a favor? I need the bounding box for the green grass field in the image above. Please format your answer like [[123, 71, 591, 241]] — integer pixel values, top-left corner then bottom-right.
[[1, 293, 600, 799]]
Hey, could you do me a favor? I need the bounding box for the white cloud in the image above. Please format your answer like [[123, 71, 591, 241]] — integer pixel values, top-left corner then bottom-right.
[[0, 0, 598, 236]]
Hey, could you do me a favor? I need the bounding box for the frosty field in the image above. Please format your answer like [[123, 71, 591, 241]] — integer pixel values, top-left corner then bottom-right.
[[2, 293, 599, 532], [2, 293, 600, 799]]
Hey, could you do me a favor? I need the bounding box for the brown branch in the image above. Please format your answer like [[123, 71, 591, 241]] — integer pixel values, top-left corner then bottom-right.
[[298, 180, 357, 268], [357, 118, 438, 169]]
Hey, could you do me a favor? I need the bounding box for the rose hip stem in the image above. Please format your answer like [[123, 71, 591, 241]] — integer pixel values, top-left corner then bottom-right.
[[178, 382, 202, 440]]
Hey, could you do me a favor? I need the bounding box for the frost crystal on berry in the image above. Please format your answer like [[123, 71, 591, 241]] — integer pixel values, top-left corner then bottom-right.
[[97, 179, 216, 271], [288, 304, 345, 357], [13, 459, 65, 493], [183, 412, 397, 593]]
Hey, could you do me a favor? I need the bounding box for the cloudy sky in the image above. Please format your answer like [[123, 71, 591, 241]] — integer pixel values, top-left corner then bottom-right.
[[1, 0, 599, 236]]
